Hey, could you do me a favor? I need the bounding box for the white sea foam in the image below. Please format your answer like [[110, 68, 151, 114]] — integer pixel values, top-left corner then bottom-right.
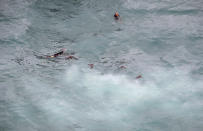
[[63, 65, 203, 130]]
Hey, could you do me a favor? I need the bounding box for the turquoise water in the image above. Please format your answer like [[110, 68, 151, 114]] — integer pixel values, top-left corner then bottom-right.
[[0, 0, 203, 130]]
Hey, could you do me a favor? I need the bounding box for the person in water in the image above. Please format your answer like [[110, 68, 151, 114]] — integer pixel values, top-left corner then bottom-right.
[[136, 75, 142, 79], [47, 48, 66, 58], [114, 11, 120, 20], [65, 55, 78, 60], [88, 64, 94, 69]]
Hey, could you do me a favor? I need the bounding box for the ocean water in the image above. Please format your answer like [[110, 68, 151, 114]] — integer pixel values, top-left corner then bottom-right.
[[0, 0, 203, 131]]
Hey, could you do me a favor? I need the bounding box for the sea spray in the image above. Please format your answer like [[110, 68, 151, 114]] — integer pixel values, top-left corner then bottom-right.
[[63, 65, 203, 131]]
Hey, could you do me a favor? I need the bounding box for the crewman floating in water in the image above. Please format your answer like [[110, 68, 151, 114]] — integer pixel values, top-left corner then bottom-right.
[[114, 11, 120, 20], [88, 64, 94, 69], [47, 48, 66, 58], [136, 75, 142, 79], [65, 55, 78, 60]]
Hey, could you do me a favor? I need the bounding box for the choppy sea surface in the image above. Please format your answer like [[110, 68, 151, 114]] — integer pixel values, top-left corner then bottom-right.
[[0, 0, 203, 131]]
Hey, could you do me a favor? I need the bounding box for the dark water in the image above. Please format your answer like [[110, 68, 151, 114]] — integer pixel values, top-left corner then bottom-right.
[[0, 0, 203, 131]]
